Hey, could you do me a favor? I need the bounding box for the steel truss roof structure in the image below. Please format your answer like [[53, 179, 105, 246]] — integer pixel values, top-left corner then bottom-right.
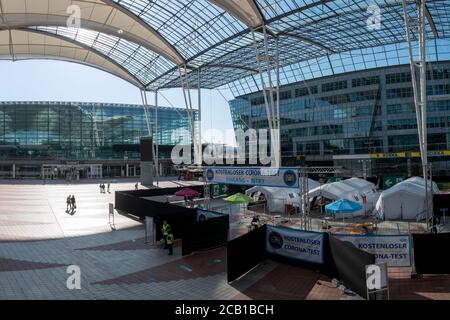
[[0, 0, 449, 92]]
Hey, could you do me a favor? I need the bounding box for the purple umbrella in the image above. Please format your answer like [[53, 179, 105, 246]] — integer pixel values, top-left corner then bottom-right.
[[175, 188, 201, 197]]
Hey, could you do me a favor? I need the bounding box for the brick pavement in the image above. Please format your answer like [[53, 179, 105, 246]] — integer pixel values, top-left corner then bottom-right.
[[0, 180, 448, 300]]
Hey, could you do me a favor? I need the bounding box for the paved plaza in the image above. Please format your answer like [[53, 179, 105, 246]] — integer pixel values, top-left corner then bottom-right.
[[0, 180, 449, 300]]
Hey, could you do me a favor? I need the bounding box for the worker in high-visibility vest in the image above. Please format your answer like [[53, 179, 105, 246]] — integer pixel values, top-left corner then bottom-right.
[[162, 221, 170, 249], [166, 228, 174, 256]]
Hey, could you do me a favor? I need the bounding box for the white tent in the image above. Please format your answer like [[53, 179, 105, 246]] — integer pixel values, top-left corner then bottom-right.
[[340, 178, 380, 209], [403, 176, 440, 194], [375, 177, 439, 221], [308, 178, 379, 215], [245, 179, 320, 213]]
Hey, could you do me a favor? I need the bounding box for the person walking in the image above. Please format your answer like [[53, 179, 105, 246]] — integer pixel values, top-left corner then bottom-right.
[[99, 184, 103, 194], [161, 221, 170, 249], [66, 195, 71, 212], [107, 183, 110, 193], [166, 228, 174, 256], [135, 182, 139, 191], [71, 195, 76, 214]]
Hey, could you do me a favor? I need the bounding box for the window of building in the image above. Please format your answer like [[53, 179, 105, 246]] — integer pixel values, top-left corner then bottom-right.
[[427, 68, 450, 80], [387, 103, 415, 114], [352, 76, 380, 87], [322, 80, 347, 92], [386, 87, 414, 99], [295, 86, 318, 97], [388, 135, 419, 152], [386, 72, 412, 84]]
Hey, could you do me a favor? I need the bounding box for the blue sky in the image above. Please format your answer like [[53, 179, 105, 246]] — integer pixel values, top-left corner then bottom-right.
[[0, 59, 236, 145]]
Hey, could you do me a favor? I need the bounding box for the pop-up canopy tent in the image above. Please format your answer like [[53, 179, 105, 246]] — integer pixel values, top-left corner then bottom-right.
[[375, 177, 440, 221], [326, 199, 364, 219], [245, 179, 320, 213], [308, 178, 379, 215]]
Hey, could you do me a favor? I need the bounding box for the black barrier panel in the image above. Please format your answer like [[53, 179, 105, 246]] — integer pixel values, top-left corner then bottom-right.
[[227, 225, 267, 283], [328, 236, 375, 299], [434, 194, 450, 218], [265, 232, 337, 277], [182, 214, 230, 256], [115, 187, 200, 240], [413, 233, 450, 275], [115, 192, 151, 219]]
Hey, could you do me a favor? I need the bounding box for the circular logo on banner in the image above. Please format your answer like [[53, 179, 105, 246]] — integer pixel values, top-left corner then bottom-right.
[[283, 170, 297, 187], [268, 231, 283, 249], [206, 169, 214, 181]]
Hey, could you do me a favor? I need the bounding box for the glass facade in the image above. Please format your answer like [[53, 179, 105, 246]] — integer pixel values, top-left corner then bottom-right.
[[229, 62, 450, 176], [0, 102, 195, 161]]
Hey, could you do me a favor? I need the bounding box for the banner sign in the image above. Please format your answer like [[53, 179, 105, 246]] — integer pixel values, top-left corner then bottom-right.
[[212, 184, 229, 197], [383, 176, 404, 189], [266, 226, 324, 264], [205, 167, 299, 188], [335, 235, 412, 267]]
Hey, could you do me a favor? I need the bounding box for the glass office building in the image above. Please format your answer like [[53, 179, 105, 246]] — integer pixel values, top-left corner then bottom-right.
[[229, 62, 450, 177], [0, 102, 195, 179]]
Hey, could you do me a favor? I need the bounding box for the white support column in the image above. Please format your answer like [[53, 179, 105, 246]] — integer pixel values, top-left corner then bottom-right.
[[197, 68, 202, 166], [251, 25, 281, 168], [178, 65, 201, 166], [402, 0, 431, 222]]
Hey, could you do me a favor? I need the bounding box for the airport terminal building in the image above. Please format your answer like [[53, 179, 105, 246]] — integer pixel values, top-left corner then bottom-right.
[[0, 101, 195, 179], [229, 62, 450, 178]]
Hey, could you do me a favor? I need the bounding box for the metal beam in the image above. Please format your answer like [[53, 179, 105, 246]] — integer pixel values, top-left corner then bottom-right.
[[208, 0, 264, 27], [203, 64, 259, 73], [278, 32, 334, 54], [414, 0, 439, 38]]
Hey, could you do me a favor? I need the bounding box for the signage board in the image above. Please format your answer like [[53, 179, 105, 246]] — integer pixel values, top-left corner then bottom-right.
[[204, 167, 299, 188], [266, 226, 324, 264], [335, 234, 412, 267]]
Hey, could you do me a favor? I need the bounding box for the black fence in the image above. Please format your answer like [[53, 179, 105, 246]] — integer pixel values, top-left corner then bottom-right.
[[182, 213, 230, 256], [434, 194, 450, 217], [227, 226, 267, 283], [413, 233, 450, 275], [115, 186, 231, 251], [115, 185, 205, 240], [328, 235, 375, 298], [227, 225, 374, 298]]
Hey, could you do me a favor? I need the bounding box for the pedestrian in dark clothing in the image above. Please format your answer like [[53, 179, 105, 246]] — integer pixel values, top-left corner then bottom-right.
[[99, 184, 103, 194], [135, 183, 139, 191], [66, 195, 71, 212], [71, 195, 76, 214], [107, 183, 110, 193]]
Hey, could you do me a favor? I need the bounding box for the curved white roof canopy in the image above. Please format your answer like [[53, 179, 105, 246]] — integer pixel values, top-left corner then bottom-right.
[[0, 0, 449, 91], [0, 28, 143, 87], [0, 0, 185, 64], [208, 0, 264, 27]]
